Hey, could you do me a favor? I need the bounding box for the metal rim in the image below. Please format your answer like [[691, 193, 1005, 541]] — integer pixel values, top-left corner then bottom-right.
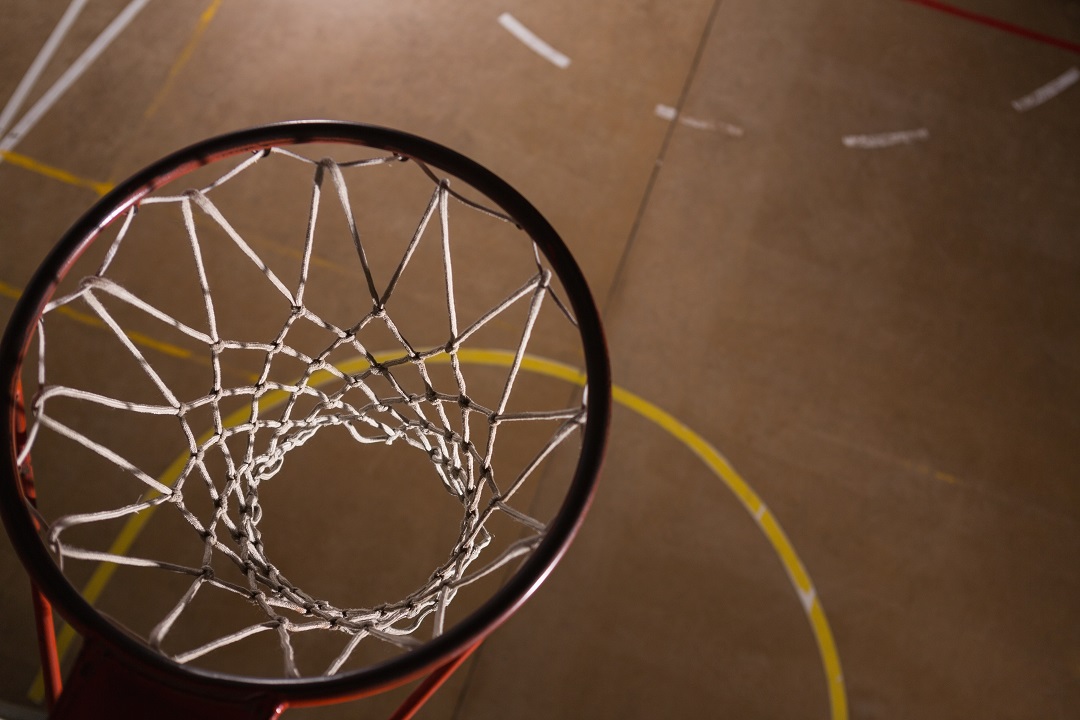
[[0, 120, 611, 704]]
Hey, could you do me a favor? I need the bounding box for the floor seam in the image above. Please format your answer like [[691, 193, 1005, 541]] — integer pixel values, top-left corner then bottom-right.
[[600, 0, 726, 319]]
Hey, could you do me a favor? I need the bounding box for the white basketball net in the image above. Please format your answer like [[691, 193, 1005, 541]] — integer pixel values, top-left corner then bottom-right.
[[16, 146, 589, 677]]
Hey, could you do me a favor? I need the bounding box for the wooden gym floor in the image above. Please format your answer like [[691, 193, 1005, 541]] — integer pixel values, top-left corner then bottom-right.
[[1, 1, 1078, 718]]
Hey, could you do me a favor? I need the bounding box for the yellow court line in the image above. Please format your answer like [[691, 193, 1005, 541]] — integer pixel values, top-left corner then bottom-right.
[[0, 1, 221, 198], [0, 281, 23, 302], [1, 280, 194, 361], [0, 150, 112, 196], [498, 350, 848, 720], [57, 305, 195, 360], [141, 0, 223, 120], [24, 344, 848, 720], [446, 350, 847, 719], [25, 348, 850, 719]]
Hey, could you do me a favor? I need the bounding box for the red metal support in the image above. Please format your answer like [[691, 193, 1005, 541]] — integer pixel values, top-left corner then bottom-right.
[[386, 641, 481, 720], [50, 639, 286, 720], [15, 379, 63, 710]]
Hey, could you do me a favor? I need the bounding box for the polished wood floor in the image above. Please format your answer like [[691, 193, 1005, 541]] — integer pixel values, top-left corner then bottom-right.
[[1, 1, 1078, 718]]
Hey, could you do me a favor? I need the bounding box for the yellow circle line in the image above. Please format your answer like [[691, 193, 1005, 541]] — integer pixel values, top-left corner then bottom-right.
[[29, 349, 847, 719], [453, 350, 847, 720]]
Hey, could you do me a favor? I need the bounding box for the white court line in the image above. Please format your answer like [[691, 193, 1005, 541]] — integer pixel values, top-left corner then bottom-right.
[[0, 0, 89, 139], [654, 104, 678, 121], [678, 115, 744, 136], [0, 0, 151, 155], [1012, 67, 1079, 112], [841, 128, 929, 149], [498, 12, 571, 69], [654, 104, 744, 137]]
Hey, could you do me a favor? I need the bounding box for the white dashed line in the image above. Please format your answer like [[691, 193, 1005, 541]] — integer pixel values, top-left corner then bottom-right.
[[1012, 67, 1079, 112], [841, 128, 929, 149], [498, 13, 571, 69]]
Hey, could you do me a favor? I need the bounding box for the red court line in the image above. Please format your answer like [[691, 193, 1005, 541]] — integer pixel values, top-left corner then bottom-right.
[[901, 0, 1080, 55]]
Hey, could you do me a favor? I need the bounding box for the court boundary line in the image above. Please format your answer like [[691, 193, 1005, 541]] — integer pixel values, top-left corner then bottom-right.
[[20, 345, 848, 720], [0, 150, 112, 196], [141, 0, 224, 121], [0, 0, 151, 159], [0, 0, 89, 140], [900, 0, 1080, 55]]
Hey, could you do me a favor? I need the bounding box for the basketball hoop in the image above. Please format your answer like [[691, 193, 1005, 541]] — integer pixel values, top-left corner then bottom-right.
[[0, 121, 610, 718]]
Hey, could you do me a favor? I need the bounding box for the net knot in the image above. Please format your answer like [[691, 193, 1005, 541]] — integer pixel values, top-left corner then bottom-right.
[[245, 501, 263, 524], [253, 454, 285, 480]]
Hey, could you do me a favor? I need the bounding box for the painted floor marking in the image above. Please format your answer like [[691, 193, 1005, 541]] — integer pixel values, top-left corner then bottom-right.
[[498, 13, 571, 69], [900, 0, 1080, 56], [654, 103, 744, 136], [0, 0, 150, 157], [18, 332, 848, 719], [811, 429, 963, 487], [842, 128, 929, 149], [0, 149, 112, 195], [654, 104, 679, 121], [142, 0, 224, 120], [1012, 67, 1080, 111], [0, 0, 89, 139]]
